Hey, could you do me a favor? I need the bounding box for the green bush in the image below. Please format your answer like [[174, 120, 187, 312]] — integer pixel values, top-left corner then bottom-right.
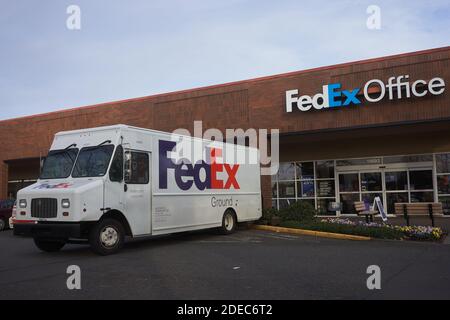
[[261, 208, 278, 224], [278, 201, 316, 222]]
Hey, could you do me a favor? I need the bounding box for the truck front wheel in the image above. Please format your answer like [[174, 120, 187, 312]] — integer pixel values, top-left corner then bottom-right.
[[34, 238, 66, 252], [89, 218, 125, 255]]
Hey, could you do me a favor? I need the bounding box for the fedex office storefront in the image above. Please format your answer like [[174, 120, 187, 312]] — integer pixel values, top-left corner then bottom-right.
[[271, 71, 450, 217]]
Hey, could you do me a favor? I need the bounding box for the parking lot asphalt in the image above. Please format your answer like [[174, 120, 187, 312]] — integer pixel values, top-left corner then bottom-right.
[[1, 227, 450, 300]]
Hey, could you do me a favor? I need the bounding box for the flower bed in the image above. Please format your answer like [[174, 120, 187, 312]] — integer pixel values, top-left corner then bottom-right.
[[262, 203, 446, 241], [318, 218, 444, 241], [279, 218, 445, 241]]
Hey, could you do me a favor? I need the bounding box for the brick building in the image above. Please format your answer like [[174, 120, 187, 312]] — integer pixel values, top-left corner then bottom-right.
[[1, 46, 450, 218]]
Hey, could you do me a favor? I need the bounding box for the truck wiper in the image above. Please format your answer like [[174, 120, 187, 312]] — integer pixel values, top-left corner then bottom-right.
[[64, 143, 77, 150], [96, 140, 112, 147], [51, 143, 78, 154], [85, 140, 112, 151]]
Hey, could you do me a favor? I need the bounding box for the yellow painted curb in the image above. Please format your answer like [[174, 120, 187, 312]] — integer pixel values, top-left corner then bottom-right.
[[251, 224, 371, 241]]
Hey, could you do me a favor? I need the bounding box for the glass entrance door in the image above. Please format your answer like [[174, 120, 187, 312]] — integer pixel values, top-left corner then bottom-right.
[[338, 171, 384, 214], [360, 171, 383, 208], [338, 168, 434, 215], [338, 172, 360, 214]]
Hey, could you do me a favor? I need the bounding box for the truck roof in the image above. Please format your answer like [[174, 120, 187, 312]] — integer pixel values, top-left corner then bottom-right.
[[54, 124, 259, 152]]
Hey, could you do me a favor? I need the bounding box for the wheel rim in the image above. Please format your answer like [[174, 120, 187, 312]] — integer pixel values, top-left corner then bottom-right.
[[100, 226, 119, 248], [224, 214, 234, 231], [0, 220, 4, 230]]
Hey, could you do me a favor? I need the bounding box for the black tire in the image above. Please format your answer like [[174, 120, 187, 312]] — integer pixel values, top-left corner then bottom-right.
[[89, 218, 125, 255], [220, 209, 237, 235], [0, 219, 5, 231], [33, 238, 66, 252]]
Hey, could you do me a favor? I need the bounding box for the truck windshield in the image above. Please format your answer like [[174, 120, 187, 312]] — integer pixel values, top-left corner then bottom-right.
[[40, 148, 79, 179], [72, 145, 115, 178]]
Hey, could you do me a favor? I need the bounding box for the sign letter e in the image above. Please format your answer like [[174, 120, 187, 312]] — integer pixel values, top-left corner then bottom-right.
[[366, 265, 381, 290], [66, 265, 81, 290]]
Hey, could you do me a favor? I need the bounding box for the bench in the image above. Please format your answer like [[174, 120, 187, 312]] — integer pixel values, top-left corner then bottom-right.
[[354, 201, 378, 223], [394, 202, 443, 227]]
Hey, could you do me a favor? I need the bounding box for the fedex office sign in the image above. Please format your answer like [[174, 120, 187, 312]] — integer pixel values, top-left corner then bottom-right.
[[286, 75, 445, 112], [159, 140, 240, 191]]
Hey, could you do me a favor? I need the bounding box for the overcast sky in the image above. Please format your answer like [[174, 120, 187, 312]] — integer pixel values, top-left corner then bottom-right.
[[0, 0, 449, 120]]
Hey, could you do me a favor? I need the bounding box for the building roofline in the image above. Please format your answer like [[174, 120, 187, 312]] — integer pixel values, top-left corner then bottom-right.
[[1, 45, 449, 124]]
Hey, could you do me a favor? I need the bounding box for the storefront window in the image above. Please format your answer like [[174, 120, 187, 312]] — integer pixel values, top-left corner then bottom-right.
[[436, 154, 450, 212], [340, 194, 359, 214], [316, 161, 334, 179], [271, 153, 442, 216], [385, 171, 408, 190], [361, 172, 382, 192], [295, 162, 314, 180], [409, 170, 433, 190], [316, 180, 335, 197], [410, 192, 434, 202], [438, 196, 450, 215], [277, 162, 295, 181], [437, 175, 450, 194], [436, 153, 450, 173], [339, 173, 359, 192], [271, 160, 335, 214], [278, 181, 295, 198], [361, 193, 383, 206], [386, 192, 409, 214], [317, 198, 337, 216], [297, 180, 314, 198]]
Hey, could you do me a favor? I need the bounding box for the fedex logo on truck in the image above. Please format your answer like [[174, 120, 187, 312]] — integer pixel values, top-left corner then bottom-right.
[[159, 140, 240, 191]]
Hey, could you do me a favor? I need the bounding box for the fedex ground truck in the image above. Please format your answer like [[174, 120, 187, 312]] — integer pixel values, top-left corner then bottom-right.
[[14, 125, 262, 255]]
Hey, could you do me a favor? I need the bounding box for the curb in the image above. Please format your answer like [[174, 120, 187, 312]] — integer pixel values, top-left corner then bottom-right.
[[251, 224, 371, 241]]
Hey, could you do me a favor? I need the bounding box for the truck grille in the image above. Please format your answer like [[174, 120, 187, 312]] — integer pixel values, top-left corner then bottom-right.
[[31, 198, 58, 218]]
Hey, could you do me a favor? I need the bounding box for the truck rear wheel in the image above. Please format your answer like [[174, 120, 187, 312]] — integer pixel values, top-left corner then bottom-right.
[[33, 238, 66, 252], [89, 218, 125, 255], [220, 209, 237, 235]]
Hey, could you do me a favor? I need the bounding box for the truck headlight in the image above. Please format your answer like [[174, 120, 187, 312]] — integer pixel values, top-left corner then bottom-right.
[[61, 199, 70, 208], [19, 199, 27, 208]]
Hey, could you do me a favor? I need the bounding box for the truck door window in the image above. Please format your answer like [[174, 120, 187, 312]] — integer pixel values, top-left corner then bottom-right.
[[72, 145, 114, 178], [109, 145, 124, 182], [124, 151, 149, 184]]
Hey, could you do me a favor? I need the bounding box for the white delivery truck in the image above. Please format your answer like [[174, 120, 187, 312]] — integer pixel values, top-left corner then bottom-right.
[[14, 125, 262, 255]]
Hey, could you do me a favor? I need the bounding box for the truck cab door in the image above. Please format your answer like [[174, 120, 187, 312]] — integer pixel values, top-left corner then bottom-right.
[[103, 145, 125, 214]]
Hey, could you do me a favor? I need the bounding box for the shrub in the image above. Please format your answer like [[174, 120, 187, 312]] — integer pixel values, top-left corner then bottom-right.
[[279, 201, 316, 222], [261, 208, 278, 224]]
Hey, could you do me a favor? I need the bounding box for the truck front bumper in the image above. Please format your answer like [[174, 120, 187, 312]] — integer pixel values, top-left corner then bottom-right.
[[13, 222, 82, 239]]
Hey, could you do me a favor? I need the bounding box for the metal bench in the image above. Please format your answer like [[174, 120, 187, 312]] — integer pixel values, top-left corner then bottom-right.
[[394, 202, 443, 227], [354, 201, 378, 223]]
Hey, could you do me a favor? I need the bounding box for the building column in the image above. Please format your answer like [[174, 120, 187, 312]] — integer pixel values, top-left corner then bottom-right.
[[261, 173, 272, 209], [0, 161, 8, 199]]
